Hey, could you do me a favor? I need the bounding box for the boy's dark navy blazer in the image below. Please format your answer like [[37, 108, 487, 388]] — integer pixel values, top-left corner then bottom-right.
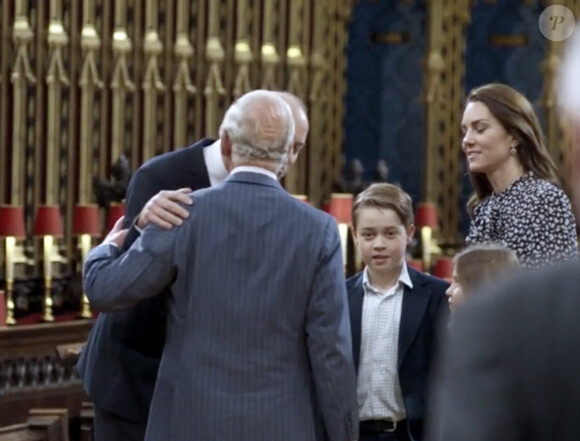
[[346, 266, 449, 441]]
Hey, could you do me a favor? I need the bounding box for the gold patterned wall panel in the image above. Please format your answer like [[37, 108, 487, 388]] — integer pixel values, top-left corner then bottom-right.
[[550, 0, 580, 192], [0, 0, 351, 282], [427, 0, 578, 247], [427, 0, 472, 247]]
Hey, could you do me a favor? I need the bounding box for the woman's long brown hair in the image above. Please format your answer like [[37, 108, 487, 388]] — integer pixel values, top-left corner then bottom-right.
[[464, 83, 561, 217]]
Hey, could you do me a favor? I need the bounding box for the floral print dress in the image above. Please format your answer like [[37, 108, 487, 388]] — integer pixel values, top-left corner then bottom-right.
[[466, 173, 578, 269]]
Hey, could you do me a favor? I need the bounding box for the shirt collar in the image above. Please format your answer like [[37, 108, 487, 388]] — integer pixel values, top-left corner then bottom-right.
[[230, 165, 278, 181], [362, 262, 413, 295], [203, 140, 228, 186]]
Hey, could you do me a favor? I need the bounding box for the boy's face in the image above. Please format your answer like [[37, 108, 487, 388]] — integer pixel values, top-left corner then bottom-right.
[[353, 207, 414, 277], [445, 268, 465, 312]]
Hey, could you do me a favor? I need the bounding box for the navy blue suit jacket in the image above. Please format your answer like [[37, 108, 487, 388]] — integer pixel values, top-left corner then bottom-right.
[[77, 138, 214, 422], [347, 267, 449, 441]]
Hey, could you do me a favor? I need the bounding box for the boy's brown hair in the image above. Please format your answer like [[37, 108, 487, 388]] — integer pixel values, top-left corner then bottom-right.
[[351, 183, 414, 229], [454, 244, 520, 296]]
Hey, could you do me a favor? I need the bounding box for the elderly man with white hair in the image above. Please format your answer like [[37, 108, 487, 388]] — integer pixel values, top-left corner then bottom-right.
[[82, 90, 359, 441], [77, 90, 311, 441], [427, 30, 580, 441]]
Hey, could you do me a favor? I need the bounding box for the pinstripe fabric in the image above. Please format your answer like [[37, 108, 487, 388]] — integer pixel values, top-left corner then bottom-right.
[[84, 172, 359, 441]]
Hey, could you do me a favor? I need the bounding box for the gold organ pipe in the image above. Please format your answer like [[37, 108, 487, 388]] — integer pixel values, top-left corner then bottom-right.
[[142, 0, 165, 161], [284, 0, 307, 193], [11, 13, 36, 206], [260, 0, 279, 89], [308, 0, 328, 207], [233, 0, 253, 98], [111, 0, 135, 164], [423, 0, 444, 204], [204, 0, 226, 136], [15, 0, 28, 15], [79, 0, 103, 204], [173, 0, 196, 148], [45, 0, 69, 205], [208, 0, 219, 39]]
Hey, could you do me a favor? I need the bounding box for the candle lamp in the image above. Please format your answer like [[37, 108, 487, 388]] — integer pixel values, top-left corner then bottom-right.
[[73, 204, 101, 318], [0, 205, 27, 325], [328, 193, 353, 273], [107, 202, 125, 231], [433, 256, 454, 282], [34, 205, 66, 322], [415, 202, 440, 272]]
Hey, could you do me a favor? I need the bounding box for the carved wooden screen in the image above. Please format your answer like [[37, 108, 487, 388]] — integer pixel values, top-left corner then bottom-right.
[[0, 0, 352, 262], [0, 0, 353, 322]]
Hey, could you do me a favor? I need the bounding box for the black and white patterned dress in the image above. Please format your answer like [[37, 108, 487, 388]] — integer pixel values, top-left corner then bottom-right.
[[466, 173, 578, 269]]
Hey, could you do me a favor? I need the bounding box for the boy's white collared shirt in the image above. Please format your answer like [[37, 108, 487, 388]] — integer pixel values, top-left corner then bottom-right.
[[358, 262, 412, 422]]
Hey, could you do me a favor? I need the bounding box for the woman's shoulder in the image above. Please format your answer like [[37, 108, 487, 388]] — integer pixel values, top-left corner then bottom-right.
[[520, 175, 569, 203]]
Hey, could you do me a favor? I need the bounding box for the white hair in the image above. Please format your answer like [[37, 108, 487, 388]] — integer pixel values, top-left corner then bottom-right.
[[558, 29, 580, 119], [219, 90, 295, 164]]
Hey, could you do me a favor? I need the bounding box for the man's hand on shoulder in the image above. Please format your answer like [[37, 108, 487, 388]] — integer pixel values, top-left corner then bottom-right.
[[137, 188, 193, 230], [103, 216, 128, 248]]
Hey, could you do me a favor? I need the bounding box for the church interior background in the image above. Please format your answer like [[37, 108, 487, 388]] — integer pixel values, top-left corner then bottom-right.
[[0, 0, 579, 438]]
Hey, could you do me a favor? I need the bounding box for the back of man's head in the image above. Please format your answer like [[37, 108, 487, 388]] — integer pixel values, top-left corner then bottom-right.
[[220, 90, 295, 167]]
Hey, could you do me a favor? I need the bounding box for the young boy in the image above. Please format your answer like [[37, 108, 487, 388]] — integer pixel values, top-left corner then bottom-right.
[[346, 183, 449, 441]]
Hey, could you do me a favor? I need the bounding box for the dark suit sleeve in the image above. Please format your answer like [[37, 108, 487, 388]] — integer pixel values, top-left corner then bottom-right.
[[122, 167, 164, 251], [83, 224, 179, 311], [429, 280, 450, 363], [428, 297, 517, 441], [305, 218, 358, 441]]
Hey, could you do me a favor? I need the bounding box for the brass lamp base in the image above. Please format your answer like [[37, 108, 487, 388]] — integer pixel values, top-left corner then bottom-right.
[[5, 288, 16, 326], [78, 293, 92, 319], [41, 285, 55, 322]]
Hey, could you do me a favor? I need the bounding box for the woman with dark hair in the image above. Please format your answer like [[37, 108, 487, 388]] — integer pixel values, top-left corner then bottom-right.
[[461, 83, 577, 268], [446, 244, 520, 311]]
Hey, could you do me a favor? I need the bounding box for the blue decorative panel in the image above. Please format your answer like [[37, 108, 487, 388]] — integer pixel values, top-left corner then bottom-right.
[[459, 0, 547, 235], [344, 0, 427, 203]]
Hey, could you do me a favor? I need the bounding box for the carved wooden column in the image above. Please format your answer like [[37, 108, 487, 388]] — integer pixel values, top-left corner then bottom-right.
[[110, 0, 135, 166], [308, 0, 329, 207], [423, 0, 444, 206], [232, 0, 253, 99], [260, 0, 280, 90], [10, 3, 36, 207], [79, 0, 103, 205], [284, 0, 308, 194], [45, 0, 69, 206], [173, 0, 197, 148], [142, 1, 166, 162], [204, 0, 226, 136], [437, 0, 471, 246]]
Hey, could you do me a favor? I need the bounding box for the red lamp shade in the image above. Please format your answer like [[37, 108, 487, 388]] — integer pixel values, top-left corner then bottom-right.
[[0, 205, 26, 238], [328, 193, 353, 224], [107, 202, 125, 231], [433, 257, 454, 280], [73, 204, 101, 236], [406, 259, 424, 272], [415, 202, 438, 229], [33, 205, 64, 237]]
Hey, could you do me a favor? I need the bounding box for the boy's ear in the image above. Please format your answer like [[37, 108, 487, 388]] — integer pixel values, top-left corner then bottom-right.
[[350, 225, 358, 244], [406, 224, 416, 244]]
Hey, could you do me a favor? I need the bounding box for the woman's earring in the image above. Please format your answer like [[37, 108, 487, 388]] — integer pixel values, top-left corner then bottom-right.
[[510, 146, 517, 155]]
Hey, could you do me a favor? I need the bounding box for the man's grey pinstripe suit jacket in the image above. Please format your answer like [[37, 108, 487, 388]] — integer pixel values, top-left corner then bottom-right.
[[83, 171, 359, 441]]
